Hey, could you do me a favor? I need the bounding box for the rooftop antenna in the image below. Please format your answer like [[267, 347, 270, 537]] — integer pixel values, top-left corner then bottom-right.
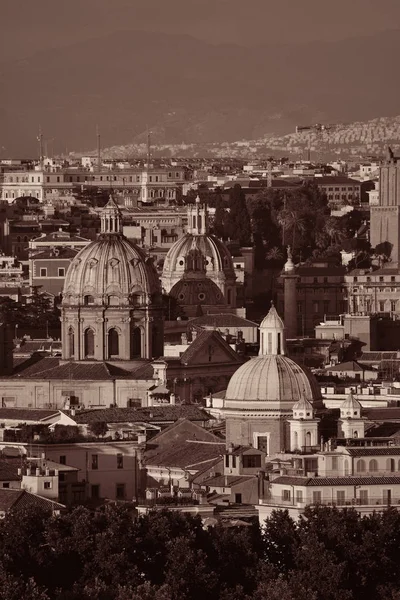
[[96, 125, 101, 173], [37, 127, 44, 167], [146, 128, 151, 169]]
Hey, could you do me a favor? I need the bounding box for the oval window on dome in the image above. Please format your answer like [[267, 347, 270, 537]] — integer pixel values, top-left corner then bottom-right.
[[178, 293, 185, 300], [216, 293, 221, 300], [108, 295, 119, 306], [198, 293, 206, 301], [197, 282, 203, 289], [179, 259, 184, 266]]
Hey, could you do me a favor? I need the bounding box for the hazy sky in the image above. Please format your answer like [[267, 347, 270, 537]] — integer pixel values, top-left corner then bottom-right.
[[1, 0, 400, 60]]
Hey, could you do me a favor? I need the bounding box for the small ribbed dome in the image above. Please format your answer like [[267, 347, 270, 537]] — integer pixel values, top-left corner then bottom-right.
[[62, 197, 160, 306], [293, 398, 314, 412], [225, 355, 322, 410], [340, 393, 362, 418]]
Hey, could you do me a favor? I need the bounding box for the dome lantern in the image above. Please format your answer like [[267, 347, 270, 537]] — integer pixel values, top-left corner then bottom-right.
[[101, 196, 122, 235], [259, 302, 286, 356]]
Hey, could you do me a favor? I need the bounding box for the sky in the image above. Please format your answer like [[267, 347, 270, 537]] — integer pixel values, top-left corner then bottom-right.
[[1, 0, 400, 61]]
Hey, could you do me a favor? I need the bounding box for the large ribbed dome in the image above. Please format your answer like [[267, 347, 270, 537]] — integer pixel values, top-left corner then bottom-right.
[[225, 355, 321, 410], [62, 198, 160, 306], [224, 304, 322, 411], [161, 199, 236, 299]]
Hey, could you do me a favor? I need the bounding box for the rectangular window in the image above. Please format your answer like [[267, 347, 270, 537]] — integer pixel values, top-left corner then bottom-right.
[[312, 491, 322, 504], [44, 481, 52, 489], [91, 454, 98, 470], [359, 489, 368, 504], [391, 300, 397, 312], [225, 454, 229, 468], [313, 301, 319, 313], [58, 268, 65, 277], [282, 489, 291, 501], [242, 454, 262, 468], [336, 490, 345, 505], [116, 483, 125, 500], [232, 455, 237, 468], [40, 268, 47, 277], [117, 453, 123, 469], [59, 455, 66, 465], [91, 484, 100, 499], [296, 490, 303, 503], [379, 301, 386, 312], [2, 483, 9, 489]]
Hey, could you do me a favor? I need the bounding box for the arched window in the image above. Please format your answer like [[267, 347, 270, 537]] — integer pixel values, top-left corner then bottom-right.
[[293, 431, 298, 450], [84, 295, 94, 306], [353, 430, 358, 438], [84, 328, 95, 358], [356, 459, 366, 473], [369, 459, 378, 472], [132, 327, 141, 358], [305, 431, 312, 447], [68, 327, 74, 358], [387, 458, 395, 472], [344, 460, 349, 475], [108, 328, 119, 357]]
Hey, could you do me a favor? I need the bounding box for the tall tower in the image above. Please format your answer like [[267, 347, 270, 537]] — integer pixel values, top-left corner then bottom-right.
[[281, 247, 299, 339], [370, 148, 400, 266]]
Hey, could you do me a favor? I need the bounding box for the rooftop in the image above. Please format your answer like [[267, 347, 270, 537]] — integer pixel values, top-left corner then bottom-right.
[[73, 405, 213, 425]]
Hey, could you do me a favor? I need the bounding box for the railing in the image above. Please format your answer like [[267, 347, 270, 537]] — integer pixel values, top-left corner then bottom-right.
[[261, 496, 400, 508]]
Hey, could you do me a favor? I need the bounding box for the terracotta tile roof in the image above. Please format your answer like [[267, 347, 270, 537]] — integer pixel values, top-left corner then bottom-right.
[[11, 357, 154, 381], [11, 357, 60, 377], [364, 408, 400, 421], [271, 475, 400, 486], [0, 408, 59, 421], [144, 419, 224, 469], [325, 360, 369, 372], [0, 489, 65, 513], [180, 330, 241, 365], [345, 447, 400, 456], [365, 424, 400, 438], [73, 406, 212, 425], [0, 458, 22, 481]]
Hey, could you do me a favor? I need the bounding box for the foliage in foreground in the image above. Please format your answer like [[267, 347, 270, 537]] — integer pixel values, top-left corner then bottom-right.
[[1, 504, 400, 600]]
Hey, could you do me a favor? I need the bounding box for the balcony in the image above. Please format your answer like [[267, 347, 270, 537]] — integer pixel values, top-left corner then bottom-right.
[[261, 496, 400, 508]]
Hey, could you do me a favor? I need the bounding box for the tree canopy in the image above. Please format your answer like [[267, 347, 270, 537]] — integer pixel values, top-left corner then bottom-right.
[[2, 504, 400, 599]]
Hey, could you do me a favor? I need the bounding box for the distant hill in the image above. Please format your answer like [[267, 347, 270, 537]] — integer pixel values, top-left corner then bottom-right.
[[1, 29, 399, 156], [90, 115, 400, 160]]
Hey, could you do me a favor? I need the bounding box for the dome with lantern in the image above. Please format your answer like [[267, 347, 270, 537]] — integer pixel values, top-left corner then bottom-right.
[[224, 304, 322, 411], [61, 197, 164, 362], [161, 196, 237, 306], [62, 196, 161, 306]]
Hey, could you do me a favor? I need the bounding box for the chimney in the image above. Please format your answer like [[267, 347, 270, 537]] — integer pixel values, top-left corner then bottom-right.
[[35, 468, 40, 476]]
